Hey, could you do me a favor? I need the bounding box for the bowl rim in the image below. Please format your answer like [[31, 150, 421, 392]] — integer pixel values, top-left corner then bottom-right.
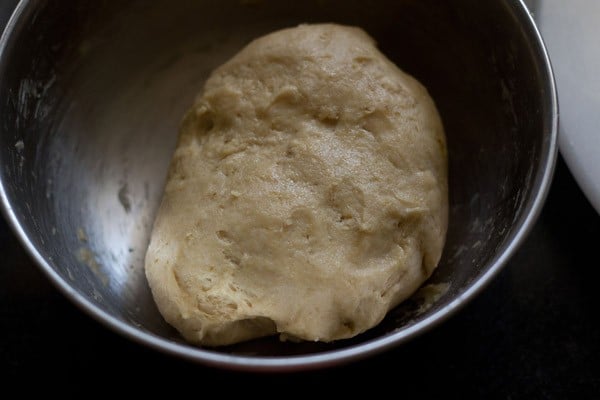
[[0, 0, 558, 372]]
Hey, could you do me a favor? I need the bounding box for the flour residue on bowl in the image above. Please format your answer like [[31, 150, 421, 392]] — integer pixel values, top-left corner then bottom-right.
[[76, 228, 109, 286], [412, 282, 450, 314], [77, 247, 109, 286], [76, 227, 87, 242], [14, 139, 25, 170]]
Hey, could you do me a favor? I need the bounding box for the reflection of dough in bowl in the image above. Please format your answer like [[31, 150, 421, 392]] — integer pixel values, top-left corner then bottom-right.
[[144, 23, 448, 346]]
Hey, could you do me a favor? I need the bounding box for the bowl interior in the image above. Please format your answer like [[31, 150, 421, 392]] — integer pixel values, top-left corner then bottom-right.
[[0, 0, 555, 362]]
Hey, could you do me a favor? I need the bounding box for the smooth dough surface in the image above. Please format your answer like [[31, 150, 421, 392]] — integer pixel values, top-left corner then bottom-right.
[[145, 23, 448, 346]]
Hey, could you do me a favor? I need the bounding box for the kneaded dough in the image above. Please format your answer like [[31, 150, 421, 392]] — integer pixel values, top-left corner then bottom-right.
[[145, 23, 448, 346]]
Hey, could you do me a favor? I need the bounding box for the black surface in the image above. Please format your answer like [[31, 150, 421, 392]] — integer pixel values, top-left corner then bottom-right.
[[2, 3, 600, 397]]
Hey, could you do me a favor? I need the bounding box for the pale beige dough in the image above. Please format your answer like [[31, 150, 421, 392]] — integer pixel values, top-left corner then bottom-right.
[[145, 23, 448, 346]]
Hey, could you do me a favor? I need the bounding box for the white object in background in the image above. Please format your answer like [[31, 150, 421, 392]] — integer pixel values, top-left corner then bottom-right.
[[532, 0, 600, 214]]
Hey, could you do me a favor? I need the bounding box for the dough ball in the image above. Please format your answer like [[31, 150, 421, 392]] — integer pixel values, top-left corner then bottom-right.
[[145, 23, 448, 346]]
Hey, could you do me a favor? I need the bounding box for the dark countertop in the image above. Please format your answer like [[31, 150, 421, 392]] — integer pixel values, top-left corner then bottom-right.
[[2, 3, 600, 396]]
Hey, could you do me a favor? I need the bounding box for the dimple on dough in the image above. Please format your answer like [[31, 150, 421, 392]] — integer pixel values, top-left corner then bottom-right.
[[144, 23, 448, 346]]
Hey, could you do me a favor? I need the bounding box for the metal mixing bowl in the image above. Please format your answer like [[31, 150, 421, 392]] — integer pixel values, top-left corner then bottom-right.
[[0, 0, 557, 371]]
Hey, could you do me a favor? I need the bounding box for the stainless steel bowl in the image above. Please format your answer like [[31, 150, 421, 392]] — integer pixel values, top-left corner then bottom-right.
[[0, 0, 557, 371]]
